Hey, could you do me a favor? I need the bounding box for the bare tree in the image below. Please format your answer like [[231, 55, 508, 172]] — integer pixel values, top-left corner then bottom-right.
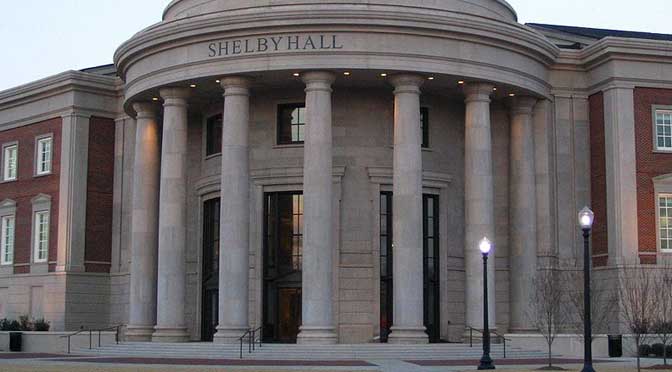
[[565, 270, 618, 342], [620, 266, 661, 372], [527, 268, 568, 370], [654, 263, 672, 366]]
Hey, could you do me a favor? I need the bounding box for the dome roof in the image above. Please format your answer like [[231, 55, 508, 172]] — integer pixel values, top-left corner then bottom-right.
[[163, 0, 518, 23]]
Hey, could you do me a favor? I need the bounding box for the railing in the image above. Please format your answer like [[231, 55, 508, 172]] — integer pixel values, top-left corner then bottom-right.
[[238, 326, 263, 359], [467, 326, 511, 359], [60, 325, 123, 354]]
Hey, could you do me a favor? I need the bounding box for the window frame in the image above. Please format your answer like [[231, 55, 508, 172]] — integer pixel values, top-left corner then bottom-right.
[[33, 210, 50, 263], [276, 103, 306, 146], [2, 142, 18, 182], [34, 135, 53, 176], [205, 113, 223, 157], [0, 215, 15, 266], [653, 106, 672, 153], [420, 107, 430, 149]]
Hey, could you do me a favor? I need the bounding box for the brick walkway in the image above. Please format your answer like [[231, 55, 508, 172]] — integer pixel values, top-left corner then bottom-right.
[[49, 357, 374, 367]]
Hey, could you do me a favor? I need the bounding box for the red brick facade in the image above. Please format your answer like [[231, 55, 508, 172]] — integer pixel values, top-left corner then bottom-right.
[[84, 117, 116, 273], [589, 92, 608, 266], [634, 87, 672, 264], [0, 118, 61, 274]]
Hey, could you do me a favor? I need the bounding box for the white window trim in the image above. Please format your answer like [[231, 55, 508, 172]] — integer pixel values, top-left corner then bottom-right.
[[30, 194, 51, 265], [34, 134, 53, 177], [658, 193, 672, 253], [32, 211, 49, 264], [1, 215, 15, 266], [653, 106, 672, 153], [1, 142, 18, 182]]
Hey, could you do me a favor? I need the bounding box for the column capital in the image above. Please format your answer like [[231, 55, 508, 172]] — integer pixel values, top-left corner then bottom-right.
[[510, 96, 538, 115], [132, 102, 159, 119], [464, 82, 495, 103], [301, 71, 336, 93], [159, 87, 191, 101], [389, 74, 425, 95], [220, 76, 252, 97]]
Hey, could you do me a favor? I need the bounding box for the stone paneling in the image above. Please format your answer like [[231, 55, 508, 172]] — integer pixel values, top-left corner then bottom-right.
[[0, 118, 61, 274], [85, 117, 116, 273], [589, 93, 608, 266], [633, 88, 672, 264]]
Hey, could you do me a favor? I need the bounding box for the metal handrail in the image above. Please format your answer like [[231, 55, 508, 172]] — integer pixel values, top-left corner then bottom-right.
[[238, 326, 264, 359], [250, 326, 263, 352], [60, 325, 123, 354], [239, 329, 252, 359], [466, 326, 511, 359]]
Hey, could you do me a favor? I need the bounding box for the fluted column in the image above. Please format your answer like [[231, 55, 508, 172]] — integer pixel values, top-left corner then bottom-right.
[[297, 71, 338, 345], [214, 77, 252, 343], [464, 82, 497, 331], [153, 87, 191, 343], [509, 96, 539, 332], [127, 103, 160, 341], [388, 74, 428, 344]]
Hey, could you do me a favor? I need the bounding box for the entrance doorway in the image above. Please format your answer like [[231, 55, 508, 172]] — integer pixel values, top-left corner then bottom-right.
[[263, 192, 303, 343], [201, 198, 220, 341], [379, 192, 441, 343]]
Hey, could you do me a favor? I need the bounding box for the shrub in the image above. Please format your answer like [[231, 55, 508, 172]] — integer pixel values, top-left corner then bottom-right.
[[0, 319, 22, 332], [33, 319, 50, 332], [18, 315, 32, 331], [639, 344, 652, 357], [667, 344, 672, 357], [652, 343, 666, 357]]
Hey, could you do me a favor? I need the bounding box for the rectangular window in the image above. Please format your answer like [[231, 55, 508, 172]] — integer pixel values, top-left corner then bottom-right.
[[3, 144, 18, 181], [33, 211, 49, 263], [660, 194, 672, 252], [206, 114, 223, 156], [36, 137, 52, 175], [655, 110, 672, 151], [0, 216, 14, 265], [420, 107, 429, 148], [277, 104, 306, 145]]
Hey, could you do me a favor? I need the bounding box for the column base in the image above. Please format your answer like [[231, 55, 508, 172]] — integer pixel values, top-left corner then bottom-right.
[[213, 326, 249, 344], [152, 327, 190, 343], [297, 326, 338, 345], [126, 325, 155, 342], [387, 326, 428, 344]]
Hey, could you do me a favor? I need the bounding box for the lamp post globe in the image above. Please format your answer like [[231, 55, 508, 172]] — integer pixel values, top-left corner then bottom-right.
[[578, 207, 596, 372], [478, 237, 495, 370]]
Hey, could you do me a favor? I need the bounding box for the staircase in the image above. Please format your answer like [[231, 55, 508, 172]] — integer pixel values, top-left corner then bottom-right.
[[75, 342, 551, 360]]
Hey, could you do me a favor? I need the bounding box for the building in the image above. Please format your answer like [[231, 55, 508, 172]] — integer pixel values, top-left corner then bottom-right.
[[0, 0, 671, 345]]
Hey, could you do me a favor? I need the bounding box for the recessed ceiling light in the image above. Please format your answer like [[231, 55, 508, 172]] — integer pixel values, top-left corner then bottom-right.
[[458, 81, 465, 85], [344, 72, 351, 76], [493, 87, 498, 91], [152, 97, 159, 101], [509, 93, 516, 97], [190, 84, 197, 88], [215, 80, 221, 83], [428, 76, 435, 80], [293, 73, 300, 77], [380, 73, 388, 77]]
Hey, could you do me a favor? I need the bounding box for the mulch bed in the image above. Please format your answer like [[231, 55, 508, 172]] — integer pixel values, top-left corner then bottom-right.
[[48, 357, 375, 367], [408, 358, 615, 367]]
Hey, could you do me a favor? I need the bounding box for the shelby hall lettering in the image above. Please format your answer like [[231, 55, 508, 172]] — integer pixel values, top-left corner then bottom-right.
[[208, 34, 344, 57]]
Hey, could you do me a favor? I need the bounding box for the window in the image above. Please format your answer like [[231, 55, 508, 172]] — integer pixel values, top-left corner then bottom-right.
[[656, 110, 672, 151], [33, 211, 49, 263], [206, 114, 223, 156], [1, 215, 14, 265], [420, 107, 429, 148], [3, 144, 18, 181], [660, 195, 672, 252], [277, 104, 306, 145], [36, 137, 52, 175]]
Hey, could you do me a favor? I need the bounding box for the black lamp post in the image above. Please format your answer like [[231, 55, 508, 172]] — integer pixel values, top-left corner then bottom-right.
[[478, 237, 495, 370], [579, 207, 596, 372]]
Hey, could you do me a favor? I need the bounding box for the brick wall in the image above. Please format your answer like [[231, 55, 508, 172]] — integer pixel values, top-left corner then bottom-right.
[[589, 93, 608, 267], [0, 118, 61, 274], [634, 88, 672, 264], [84, 117, 116, 273]]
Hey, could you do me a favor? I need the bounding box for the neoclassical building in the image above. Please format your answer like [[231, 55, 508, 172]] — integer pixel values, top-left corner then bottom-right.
[[0, 0, 671, 345]]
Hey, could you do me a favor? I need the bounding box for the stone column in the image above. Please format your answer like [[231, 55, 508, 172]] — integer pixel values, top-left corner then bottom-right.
[[297, 71, 338, 345], [464, 82, 497, 331], [509, 96, 538, 332], [214, 77, 252, 343], [127, 103, 161, 341], [153, 87, 191, 343], [388, 74, 428, 344]]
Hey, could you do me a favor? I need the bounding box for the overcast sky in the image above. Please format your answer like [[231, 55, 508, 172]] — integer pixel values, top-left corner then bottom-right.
[[1, 0, 670, 91]]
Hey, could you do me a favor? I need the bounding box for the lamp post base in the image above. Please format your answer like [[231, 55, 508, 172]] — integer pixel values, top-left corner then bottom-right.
[[478, 355, 496, 370], [581, 364, 596, 372]]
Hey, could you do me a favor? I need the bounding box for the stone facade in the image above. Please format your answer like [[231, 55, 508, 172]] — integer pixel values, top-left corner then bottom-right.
[[0, 0, 671, 345]]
